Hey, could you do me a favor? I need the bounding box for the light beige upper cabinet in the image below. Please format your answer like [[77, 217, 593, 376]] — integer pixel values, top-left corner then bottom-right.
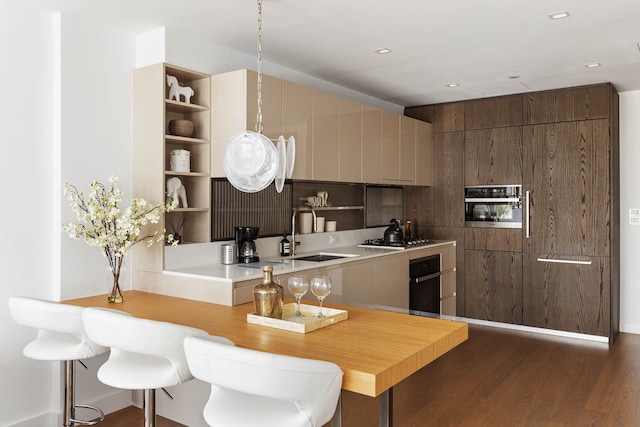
[[210, 69, 282, 177], [362, 105, 383, 184], [209, 68, 433, 186], [381, 110, 401, 181], [339, 98, 363, 183], [400, 116, 417, 182], [381, 114, 424, 184], [312, 90, 340, 181], [415, 119, 433, 186], [283, 80, 313, 180]]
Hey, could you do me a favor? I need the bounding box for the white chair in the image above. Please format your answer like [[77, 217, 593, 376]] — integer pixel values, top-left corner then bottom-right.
[[82, 307, 213, 427], [8, 296, 109, 427], [184, 335, 344, 427]]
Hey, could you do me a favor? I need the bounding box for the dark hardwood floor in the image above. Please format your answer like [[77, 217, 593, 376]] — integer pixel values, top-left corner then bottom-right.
[[100, 324, 640, 427]]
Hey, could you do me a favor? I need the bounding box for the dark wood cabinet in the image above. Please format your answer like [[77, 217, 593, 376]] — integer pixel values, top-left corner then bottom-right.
[[464, 228, 522, 252], [405, 102, 464, 133], [464, 95, 522, 130], [523, 254, 610, 336], [430, 132, 465, 227], [465, 250, 522, 324], [522, 119, 611, 257], [523, 84, 611, 124], [464, 126, 522, 185]]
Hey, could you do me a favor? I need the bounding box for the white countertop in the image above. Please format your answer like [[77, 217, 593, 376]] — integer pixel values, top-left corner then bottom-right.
[[164, 240, 455, 284]]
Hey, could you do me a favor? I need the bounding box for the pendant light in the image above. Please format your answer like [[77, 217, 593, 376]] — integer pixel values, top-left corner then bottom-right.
[[224, 0, 293, 193]]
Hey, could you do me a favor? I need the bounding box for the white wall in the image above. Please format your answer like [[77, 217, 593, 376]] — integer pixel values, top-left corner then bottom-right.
[[1, 6, 136, 426], [619, 90, 640, 334], [0, 4, 58, 426]]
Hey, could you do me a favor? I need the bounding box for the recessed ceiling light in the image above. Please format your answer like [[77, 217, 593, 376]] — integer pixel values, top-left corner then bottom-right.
[[374, 48, 392, 54], [446, 83, 459, 88], [585, 62, 601, 68], [548, 10, 570, 20]]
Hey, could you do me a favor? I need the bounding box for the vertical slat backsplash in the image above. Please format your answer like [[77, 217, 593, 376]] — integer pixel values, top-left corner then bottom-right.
[[211, 180, 292, 240]]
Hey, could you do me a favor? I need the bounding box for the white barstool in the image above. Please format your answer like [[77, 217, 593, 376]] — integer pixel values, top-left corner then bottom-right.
[[184, 335, 344, 427], [8, 296, 109, 427], [82, 307, 210, 427]]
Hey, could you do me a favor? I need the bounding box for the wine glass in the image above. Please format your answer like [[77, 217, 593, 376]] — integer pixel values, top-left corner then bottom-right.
[[287, 276, 309, 318], [310, 276, 332, 319]]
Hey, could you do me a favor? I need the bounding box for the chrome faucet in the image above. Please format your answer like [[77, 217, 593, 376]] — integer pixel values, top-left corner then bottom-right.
[[291, 202, 316, 256]]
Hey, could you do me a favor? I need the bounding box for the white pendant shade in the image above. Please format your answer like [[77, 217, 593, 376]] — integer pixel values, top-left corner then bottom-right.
[[224, 131, 278, 193]]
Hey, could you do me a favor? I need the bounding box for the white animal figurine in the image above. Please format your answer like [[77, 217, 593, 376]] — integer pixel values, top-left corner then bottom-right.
[[166, 177, 188, 208], [166, 74, 195, 104]]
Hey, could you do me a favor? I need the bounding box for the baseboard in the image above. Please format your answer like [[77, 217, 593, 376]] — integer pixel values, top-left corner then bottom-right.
[[8, 390, 132, 427], [620, 320, 640, 334], [8, 413, 57, 427], [449, 316, 611, 343]]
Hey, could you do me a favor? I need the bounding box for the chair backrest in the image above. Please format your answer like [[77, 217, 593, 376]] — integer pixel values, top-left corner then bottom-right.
[[184, 335, 343, 426], [82, 307, 208, 385], [8, 296, 109, 361]]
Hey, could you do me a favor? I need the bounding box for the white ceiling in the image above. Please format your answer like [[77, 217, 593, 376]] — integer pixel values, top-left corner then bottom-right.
[[41, 0, 640, 106]]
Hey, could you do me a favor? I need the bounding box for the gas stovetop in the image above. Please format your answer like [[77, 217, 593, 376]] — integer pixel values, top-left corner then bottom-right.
[[357, 238, 431, 250]]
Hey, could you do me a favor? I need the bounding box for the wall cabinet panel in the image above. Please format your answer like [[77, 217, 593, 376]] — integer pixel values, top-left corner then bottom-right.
[[464, 126, 522, 185], [464, 228, 522, 252], [362, 106, 383, 184], [465, 250, 522, 324], [523, 84, 611, 124], [283, 80, 313, 180], [339, 98, 363, 183], [312, 90, 340, 181], [381, 111, 400, 181], [523, 254, 610, 336], [523, 120, 611, 257], [464, 95, 522, 130], [400, 116, 417, 182], [415, 120, 433, 186], [431, 132, 464, 227]]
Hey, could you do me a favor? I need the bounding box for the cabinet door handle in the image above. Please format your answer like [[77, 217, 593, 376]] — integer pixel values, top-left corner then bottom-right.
[[525, 191, 530, 239], [536, 258, 593, 265]]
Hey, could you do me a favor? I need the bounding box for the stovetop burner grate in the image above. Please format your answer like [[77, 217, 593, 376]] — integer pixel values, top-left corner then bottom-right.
[[358, 238, 431, 250]]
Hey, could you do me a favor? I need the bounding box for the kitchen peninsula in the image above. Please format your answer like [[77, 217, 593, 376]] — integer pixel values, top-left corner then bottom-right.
[[135, 231, 456, 314], [64, 291, 468, 427]]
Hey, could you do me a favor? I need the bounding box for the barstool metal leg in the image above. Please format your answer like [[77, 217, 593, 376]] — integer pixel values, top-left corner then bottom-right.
[[144, 389, 156, 427], [64, 360, 74, 427], [63, 359, 105, 426]]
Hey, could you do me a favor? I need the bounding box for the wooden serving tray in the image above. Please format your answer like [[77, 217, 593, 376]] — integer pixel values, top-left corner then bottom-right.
[[247, 303, 348, 333]]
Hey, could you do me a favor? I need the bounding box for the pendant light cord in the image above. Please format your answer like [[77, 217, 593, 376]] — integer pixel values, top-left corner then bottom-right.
[[256, 0, 264, 134]]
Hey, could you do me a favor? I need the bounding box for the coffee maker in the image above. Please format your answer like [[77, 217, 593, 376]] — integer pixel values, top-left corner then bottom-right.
[[235, 226, 260, 263]]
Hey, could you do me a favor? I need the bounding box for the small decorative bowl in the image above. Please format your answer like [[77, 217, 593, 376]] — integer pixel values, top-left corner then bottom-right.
[[168, 119, 194, 137]]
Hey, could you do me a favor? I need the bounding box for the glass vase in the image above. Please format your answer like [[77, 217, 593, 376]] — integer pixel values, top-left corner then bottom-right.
[[106, 254, 125, 303]]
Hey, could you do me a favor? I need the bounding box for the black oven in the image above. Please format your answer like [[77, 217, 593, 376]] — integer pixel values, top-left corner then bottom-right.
[[464, 185, 522, 228], [409, 254, 441, 318]]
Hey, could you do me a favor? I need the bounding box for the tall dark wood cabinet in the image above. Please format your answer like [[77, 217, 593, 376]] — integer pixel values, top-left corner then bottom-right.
[[521, 84, 619, 341], [405, 83, 619, 342]]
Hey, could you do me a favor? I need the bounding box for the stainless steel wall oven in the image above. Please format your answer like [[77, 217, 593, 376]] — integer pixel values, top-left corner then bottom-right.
[[464, 185, 522, 228]]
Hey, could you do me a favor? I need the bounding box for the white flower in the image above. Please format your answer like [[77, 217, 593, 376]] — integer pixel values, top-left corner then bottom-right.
[[62, 176, 178, 276]]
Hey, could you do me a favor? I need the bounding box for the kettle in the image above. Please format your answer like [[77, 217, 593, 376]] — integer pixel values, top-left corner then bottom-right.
[[383, 218, 404, 243]]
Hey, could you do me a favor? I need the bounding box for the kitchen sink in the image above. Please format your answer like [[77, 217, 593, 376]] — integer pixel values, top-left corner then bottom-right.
[[293, 252, 359, 262]]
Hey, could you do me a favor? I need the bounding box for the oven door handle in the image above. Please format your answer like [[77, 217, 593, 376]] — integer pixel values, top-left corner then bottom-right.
[[413, 272, 442, 283]]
